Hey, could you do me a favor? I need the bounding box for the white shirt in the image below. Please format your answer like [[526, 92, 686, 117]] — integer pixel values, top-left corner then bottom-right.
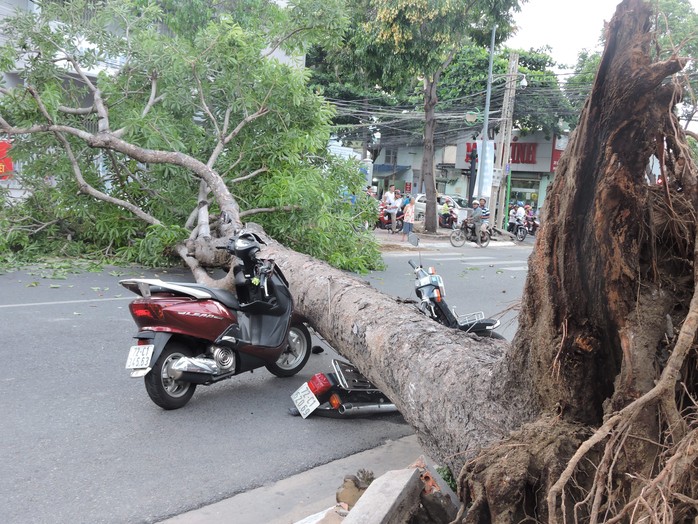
[[384, 191, 397, 210]]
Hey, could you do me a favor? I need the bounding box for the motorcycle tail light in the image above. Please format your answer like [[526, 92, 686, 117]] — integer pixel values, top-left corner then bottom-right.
[[130, 302, 164, 320], [329, 393, 342, 410], [308, 373, 332, 396]]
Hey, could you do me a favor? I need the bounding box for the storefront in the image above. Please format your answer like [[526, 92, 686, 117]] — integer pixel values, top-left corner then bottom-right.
[[455, 131, 567, 213]]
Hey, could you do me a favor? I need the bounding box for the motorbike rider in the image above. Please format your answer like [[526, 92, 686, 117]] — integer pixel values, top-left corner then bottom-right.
[[439, 197, 452, 226], [478, 198, 490, 229], [382, 184, 399, 234], [470, 200, 483, 247]]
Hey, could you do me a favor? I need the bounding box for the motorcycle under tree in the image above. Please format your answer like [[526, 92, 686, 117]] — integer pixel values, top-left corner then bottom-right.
[[121, 230, 312, 410], [289, 358, 397, 418], [407, 234, 503, 338]]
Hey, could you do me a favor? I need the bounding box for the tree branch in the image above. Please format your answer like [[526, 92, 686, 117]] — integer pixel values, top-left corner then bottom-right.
[[141, 71, 164, 119], [263, 26, 315, 58], [58, 105, 96, 115], [193, 66, 221, 138], [222, 103, 270, 146], [54, 132, 162, 226], [231, 166, 268, 184], [0, 118, 241, 224]]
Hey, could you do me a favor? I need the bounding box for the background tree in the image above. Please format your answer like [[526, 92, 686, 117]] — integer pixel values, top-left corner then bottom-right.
[[362, 0, 521, 232], [439, 45, 574, 139]]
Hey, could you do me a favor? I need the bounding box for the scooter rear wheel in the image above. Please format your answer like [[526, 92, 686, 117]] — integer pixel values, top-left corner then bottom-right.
[[144, 341, 197, 410], [266, 323, 312, 377], [479, 230, 491, 248]]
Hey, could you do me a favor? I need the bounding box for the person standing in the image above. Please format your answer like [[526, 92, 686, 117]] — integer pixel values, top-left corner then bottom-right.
[[508, 204, 518, 232], [383, 184, 399, 233], [401, 197, 415, 241], [470, 199, 483, 247]]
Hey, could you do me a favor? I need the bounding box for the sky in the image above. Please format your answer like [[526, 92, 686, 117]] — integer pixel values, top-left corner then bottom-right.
[[506, 0, 698, 72]]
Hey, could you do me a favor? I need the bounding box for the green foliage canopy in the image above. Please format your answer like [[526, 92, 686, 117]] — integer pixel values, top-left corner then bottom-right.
[[0, 0, 380, 273]]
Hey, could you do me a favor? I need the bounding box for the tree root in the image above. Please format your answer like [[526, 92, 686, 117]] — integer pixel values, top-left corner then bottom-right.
[[545, 229, 698, 524]]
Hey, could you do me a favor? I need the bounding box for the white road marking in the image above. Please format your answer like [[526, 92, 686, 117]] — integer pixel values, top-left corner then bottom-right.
[[0, 296, 132, 309]]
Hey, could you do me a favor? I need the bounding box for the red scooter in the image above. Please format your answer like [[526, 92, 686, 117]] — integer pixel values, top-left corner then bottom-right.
[[376, 202, 404, 232], [120, 230, 311, 410], [438, 207, 458, 229]]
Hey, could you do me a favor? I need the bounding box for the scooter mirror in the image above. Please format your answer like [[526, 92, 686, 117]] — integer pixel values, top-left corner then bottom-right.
[[408, 233, 419, 247]]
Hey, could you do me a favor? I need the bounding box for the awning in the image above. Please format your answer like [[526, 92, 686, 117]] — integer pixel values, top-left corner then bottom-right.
[[372, 163, 411, 179]]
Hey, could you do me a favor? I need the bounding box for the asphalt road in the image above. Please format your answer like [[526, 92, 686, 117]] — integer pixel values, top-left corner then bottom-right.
[[0, 234, 532, 523]]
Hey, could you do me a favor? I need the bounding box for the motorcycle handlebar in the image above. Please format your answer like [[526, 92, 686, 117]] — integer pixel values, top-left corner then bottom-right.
[[408, 260, 418, 269]]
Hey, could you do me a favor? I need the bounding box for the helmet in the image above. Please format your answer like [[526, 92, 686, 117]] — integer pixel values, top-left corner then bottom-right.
[[472, 200, 479, 205], [524, 205, 531, 209]]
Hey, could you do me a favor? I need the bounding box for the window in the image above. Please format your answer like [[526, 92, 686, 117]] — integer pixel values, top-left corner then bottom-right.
[[385, 149, 397, 165]]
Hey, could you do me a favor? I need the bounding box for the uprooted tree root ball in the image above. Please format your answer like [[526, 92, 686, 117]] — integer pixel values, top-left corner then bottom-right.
[[454, 1, 698, 522]]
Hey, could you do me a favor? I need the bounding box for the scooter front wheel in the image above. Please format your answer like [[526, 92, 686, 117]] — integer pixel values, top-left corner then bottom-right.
[[449, 229, 466, 247], [266, 323, 312, 377], [516, 227, 527, 242], [144, 341, 197, 410]]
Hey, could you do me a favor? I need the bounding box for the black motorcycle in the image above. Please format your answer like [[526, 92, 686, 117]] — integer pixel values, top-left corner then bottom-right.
[[449, 219, 491, 247]]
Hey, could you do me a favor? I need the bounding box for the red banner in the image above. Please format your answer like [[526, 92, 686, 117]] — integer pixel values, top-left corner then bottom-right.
[[0, 141, 13, 180]]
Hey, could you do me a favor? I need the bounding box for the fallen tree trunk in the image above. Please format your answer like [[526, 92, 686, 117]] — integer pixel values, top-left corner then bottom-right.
[[261, 238, 539, 475]]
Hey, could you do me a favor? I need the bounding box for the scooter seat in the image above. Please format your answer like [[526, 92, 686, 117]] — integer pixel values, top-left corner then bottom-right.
[[176, 283, 240, 310]]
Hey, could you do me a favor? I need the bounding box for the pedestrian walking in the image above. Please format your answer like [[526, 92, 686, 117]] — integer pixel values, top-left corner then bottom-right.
[[401, 197, 415, 241]]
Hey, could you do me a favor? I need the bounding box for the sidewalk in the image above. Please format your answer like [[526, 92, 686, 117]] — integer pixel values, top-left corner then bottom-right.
[[160, 435, 428, 524]]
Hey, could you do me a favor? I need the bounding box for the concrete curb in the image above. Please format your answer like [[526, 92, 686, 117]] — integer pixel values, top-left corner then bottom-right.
[[160, 435, 427, 524]]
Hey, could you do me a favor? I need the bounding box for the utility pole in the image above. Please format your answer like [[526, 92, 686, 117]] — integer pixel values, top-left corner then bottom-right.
[[493, 52, 520, 230], [475, 25, 497, 201]]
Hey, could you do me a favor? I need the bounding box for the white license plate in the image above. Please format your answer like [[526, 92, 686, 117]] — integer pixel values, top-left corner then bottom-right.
[[125, 345, 154, 369], [291, 382, 320, 419]]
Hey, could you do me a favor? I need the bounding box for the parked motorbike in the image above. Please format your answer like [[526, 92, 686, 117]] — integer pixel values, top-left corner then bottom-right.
[[449, 219, 491, 248], [407, 256, 503, 338], [120, 230, 312, 410], [525, 215, 540, 236], [289, 358, 397, 418], [376, 202, 404, 232], [439, 207, 458, 229]]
